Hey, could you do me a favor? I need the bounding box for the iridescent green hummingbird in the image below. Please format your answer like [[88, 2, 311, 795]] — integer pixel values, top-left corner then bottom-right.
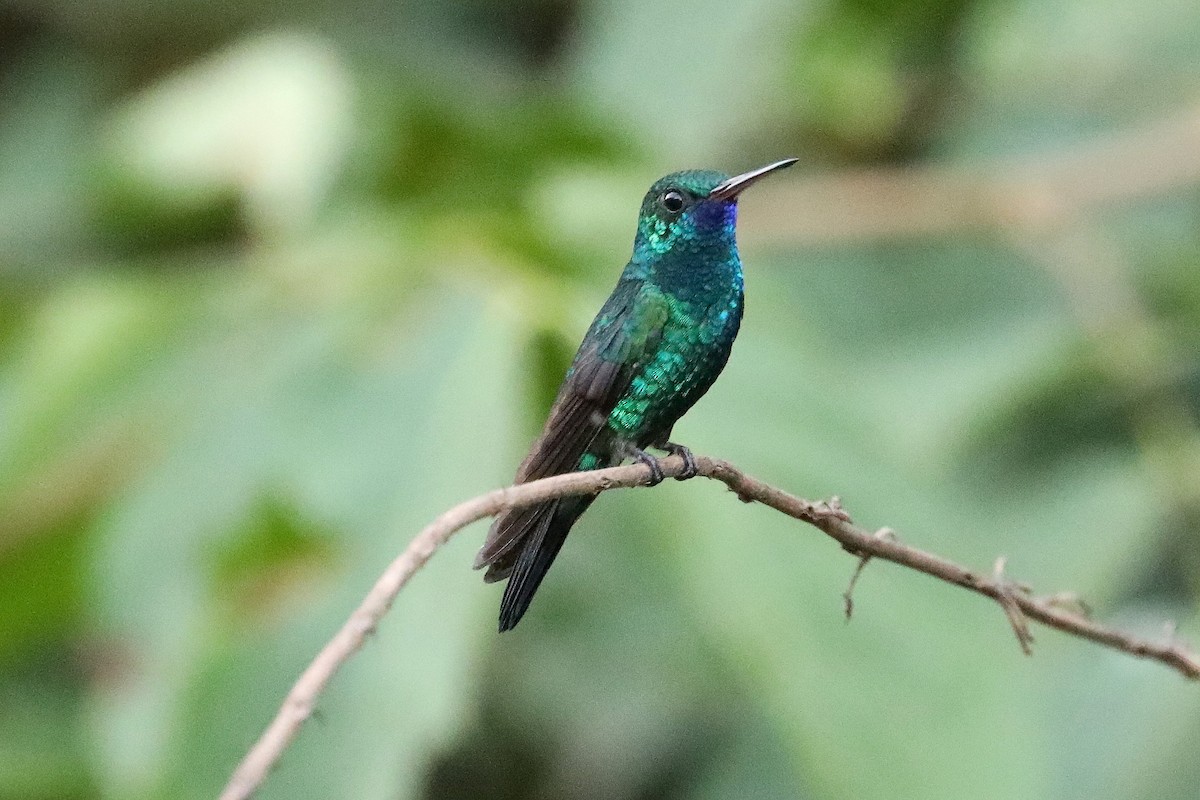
[[475, 159, 798, 631]]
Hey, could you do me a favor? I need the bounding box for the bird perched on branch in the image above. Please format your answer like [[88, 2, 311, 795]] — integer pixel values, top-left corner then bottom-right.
[[474, 159, 798, 631]]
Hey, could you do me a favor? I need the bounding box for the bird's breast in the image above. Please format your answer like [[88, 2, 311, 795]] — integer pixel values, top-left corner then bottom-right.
[[605, 288, 742, 443]]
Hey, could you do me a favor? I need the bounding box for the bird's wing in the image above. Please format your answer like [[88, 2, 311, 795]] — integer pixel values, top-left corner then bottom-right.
[[474, 278, 670, 571], [517, 279, 669, 482]]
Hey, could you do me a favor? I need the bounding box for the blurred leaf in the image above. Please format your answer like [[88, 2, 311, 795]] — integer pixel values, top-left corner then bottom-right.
[[0, 526, 86, 661], [0, 43, 103, 270], [0, 659, 97, 800], [0, 276, 188, 491], [959, 342, 1138, 475], [959, 0, 1200, 152], [781, 0, 975, 159], [101, 32, 356, 240], [81, 272, 522, 798], [207, 493, 340, 624], [565, 0, 795, 162]]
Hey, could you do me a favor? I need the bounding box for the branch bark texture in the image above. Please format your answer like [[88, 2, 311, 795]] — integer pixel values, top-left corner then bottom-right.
[[220, 454, 1200, 800]]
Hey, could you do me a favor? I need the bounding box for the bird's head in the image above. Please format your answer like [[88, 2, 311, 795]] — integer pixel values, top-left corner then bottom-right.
[[632, 159, 797, 265]]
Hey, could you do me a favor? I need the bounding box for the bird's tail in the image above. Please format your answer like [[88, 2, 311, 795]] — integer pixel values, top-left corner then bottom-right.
[[497, 496, 593, 632]]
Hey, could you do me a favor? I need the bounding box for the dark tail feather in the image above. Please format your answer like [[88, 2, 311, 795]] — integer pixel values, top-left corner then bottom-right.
[[498, 497, 591, 632]]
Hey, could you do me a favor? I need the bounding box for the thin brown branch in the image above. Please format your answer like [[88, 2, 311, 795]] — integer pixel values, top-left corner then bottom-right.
[[992, 556, 1035, 656], [220, 454, 1200, 800], [842, 526, 895, 620]]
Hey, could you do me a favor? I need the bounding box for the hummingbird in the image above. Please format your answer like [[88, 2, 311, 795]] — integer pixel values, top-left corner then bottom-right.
[[474, 159, 798, 632]]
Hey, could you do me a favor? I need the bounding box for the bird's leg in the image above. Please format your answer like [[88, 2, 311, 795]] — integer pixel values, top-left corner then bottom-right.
[[621, 443, 665, 486], [658, 441, 698, 481]]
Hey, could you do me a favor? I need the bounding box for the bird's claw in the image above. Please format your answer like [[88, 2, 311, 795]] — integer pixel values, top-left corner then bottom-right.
[[630, 447, 665, 486], [662, 442, 698, 480]]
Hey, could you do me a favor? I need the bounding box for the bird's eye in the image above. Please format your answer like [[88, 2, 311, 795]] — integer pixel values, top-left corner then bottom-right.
[[660, 190, 685, 213]]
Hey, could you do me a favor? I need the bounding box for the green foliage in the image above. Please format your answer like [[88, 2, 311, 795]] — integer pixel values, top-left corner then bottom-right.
[[0, 0, 1198, 798]]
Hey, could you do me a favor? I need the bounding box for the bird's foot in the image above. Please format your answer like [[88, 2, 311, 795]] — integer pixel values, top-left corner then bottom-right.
[[626, 446, 665, 486], [660, 442, 698, 480]]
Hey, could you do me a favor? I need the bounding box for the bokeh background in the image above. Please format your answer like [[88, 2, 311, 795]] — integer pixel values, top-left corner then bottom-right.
[[3, 0, 1200, 798]]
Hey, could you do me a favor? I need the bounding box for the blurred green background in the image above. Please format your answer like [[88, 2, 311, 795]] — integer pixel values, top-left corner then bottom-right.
[[2, 0, 1200, 798]]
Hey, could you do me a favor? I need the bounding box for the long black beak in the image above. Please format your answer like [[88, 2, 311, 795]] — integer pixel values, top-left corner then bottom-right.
[[708, 158, 799, 201]]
